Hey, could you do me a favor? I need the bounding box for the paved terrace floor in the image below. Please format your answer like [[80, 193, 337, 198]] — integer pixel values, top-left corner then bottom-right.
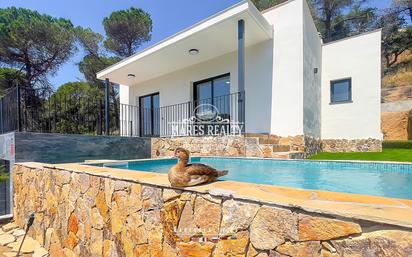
[[0, 222, 48, 257]]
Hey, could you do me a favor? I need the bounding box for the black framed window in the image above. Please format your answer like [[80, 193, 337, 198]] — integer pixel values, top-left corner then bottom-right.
[[330, 78, 352, 104]]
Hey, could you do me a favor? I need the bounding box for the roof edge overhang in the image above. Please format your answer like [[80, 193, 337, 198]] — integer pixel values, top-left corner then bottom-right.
[[96, 0, 273, 83]]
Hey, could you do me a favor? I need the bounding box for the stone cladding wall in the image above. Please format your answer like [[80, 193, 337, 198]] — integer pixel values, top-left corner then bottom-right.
[[322, 138, 382, 152], [13, 164, 412, 257], [151, 135, 323, 159]]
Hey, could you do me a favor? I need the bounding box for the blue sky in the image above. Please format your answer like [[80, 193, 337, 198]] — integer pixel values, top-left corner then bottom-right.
[[0, 0, 391, 88]]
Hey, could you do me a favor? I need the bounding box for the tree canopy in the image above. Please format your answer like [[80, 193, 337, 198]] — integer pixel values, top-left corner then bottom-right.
[[251, 0, 287, 11], [76, 26, 123, 131], [0, 7, 77, 89], [252, 0, 412, 73], [393, 0, 412, 22], [50, 82, 103, 134], [308, 0, 376, 42], [378, 11, 412, 69], [103, 7, 152, 58], [252, 0, 376, 42], [79, 54, 121, 87], [0, 67, 25, 95], [52, 82, 101, 105]]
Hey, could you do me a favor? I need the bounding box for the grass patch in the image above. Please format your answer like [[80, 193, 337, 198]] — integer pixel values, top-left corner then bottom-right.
[[309, 141, 412, 162]]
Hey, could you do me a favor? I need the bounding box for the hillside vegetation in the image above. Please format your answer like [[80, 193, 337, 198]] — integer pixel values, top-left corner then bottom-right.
[[383, 50, 412, 88]]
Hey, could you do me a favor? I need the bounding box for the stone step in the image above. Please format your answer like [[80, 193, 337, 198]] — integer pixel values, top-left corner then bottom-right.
[[272, 144, 290, 152], [258, 137, 280, 145], [245, 134, 294, 147], [245, 133, 280, 141], [244, 133, 271, 139]]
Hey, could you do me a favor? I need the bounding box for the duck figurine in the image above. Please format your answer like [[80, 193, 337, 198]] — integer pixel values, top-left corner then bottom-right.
[[168, 147, 228, 187]]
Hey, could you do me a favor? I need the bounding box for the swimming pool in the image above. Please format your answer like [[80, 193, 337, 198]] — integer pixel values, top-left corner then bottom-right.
[[96, 157, 412, 200]]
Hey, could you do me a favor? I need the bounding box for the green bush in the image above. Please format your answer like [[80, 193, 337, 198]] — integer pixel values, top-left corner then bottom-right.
[[383, 141, 412, 149]]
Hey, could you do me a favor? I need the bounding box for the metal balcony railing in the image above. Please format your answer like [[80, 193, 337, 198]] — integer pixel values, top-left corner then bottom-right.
[[119, 91, 245, 137], [0, 84, 245, 138]]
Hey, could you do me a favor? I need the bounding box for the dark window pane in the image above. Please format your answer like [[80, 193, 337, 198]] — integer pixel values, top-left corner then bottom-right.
[[213, 76, 230, 115], [141, 96, 152, 135], [152, 94, 160, 135], [197, 81, 212, 105], [331, 79, 351, 103], [139, 93, 159, 136], [153, 94, 159, 108], [213, 76, 230, 97], [141, 96, 151, 109]]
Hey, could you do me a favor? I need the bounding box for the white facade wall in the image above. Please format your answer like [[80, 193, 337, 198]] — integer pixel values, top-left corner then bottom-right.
[[321, 30, 382, 140], [125, 41, 274, 135], [119, 84, 130, 105], [118, 0, 382, 141], [302, 0, 322, 138], [263, 0, 305, 137], [119, 84, 140, 136]]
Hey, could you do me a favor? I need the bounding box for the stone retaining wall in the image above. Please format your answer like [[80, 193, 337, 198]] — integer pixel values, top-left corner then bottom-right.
[[13, 164, 412, 257], [152, 135, 382, 158], [151, 135, 323, 159], [151, 136, 246, 158], [322, 138, 382, 152], [304, 136, 323, 157]]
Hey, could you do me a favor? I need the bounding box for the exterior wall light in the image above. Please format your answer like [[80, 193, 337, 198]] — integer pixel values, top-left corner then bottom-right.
[[189, 49, 199, 55]]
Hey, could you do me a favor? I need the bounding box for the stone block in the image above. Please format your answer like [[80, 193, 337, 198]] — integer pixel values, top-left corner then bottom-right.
[[298, 215, 361, 241], [250, 206, 298, 250], [194, 196, 221, 237], [220, 199, 259, 237], [332, 230, 412, 257], [276, 241, 321, 257]]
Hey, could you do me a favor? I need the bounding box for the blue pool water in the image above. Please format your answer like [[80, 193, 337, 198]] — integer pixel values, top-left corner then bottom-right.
[[97, 157, 412, 200]]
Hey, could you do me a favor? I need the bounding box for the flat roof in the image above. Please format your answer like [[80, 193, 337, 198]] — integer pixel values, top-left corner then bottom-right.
[[96, 0, 273, 85]]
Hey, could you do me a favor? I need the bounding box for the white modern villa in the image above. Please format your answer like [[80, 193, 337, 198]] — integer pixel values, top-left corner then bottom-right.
[[97, 0, 382, 153]]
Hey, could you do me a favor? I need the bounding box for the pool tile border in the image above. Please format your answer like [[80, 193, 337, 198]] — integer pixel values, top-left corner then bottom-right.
[[85, 156, 412, 172]]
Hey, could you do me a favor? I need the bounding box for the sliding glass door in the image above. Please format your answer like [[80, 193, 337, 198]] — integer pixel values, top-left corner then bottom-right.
[[193, 74, 231, 135], [194, 73, 230, 119]]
